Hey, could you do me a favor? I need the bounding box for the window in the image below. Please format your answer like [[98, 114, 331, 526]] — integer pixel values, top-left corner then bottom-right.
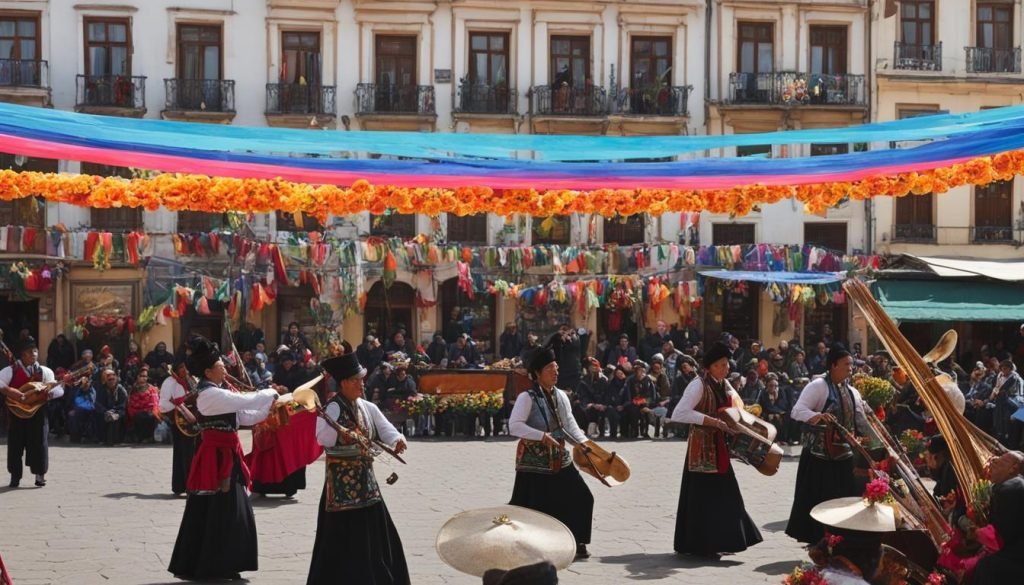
[[737, 144, 772, 158], [550, 35, 590, 87], [469, 32, 509, 86], [604, 215, 646, 245], [82, 163, 142, 230], [85, 18, 130, 76], [275, 211, 323, 232], [978, 3, 1013, 50], [738, 22, 773, 73], [712, 223, 755, 245], [177, 24, 221, 79], [974, 180, 1014, 241], [178, 211, 226, 233], [894, 194, 934, 241], [533, 216, 570, 245], [370, 213, 416, 238], [446, 213, 488, 244], [901, 1, 935, 46], [376, 35, 416, 87], [0, 12, 41, 85], [810, 26, 847, 75], [281, 31, 321, 84], [811, 144, 849, 156], [804, 222, 848, 252], [630, 37, 672, 88]]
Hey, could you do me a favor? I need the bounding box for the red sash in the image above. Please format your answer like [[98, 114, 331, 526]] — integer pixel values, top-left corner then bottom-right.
[[186, 429, 251, 493], [10, 362, 40, 388]]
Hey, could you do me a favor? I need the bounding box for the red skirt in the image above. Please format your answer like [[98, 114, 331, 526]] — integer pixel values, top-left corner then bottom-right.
[[245, 410, 323, 485], [187, 430, 250, 493]]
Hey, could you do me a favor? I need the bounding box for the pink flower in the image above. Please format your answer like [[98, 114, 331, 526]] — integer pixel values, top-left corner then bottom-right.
[[864, 477, 891, 504]]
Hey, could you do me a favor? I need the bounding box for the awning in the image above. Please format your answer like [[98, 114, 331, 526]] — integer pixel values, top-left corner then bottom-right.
[[871, 279, 1024, 321], [698, 270, 844, 285], [905, 255, 1024, 282]]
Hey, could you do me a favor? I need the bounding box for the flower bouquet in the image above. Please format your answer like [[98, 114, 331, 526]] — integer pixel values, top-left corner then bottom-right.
[[852, 373, 896, 414], [899, 429, 928, 467], [781, 563, 827, 585], [864, 476, 897, 506]]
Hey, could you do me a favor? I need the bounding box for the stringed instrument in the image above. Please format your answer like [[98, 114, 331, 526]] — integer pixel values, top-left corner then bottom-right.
[[718, 407, 784, 476], [6, 363, 94, 419], [166, 364, 200, 437], [570, 438, 631, 487]]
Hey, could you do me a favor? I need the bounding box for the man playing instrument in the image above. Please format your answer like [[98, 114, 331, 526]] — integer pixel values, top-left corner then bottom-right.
[[508, 339, 594, 560], [307, 352, 410, 585], [1, 340, 66, 488], [159, 358, 197, 496], [786, 343, 867, 544], [168, 336, 280, 581], [668, 341, 763, 559]]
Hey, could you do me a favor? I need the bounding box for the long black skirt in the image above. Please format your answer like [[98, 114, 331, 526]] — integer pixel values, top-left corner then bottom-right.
[[167, 456, 258, 580], [252, 467, 307, 496], [306, 489, 410, 585], [674, 464, 763, 555], [785, 450, 857, 544], [509, 464, 594, 545], [170, 423, 197, 496]]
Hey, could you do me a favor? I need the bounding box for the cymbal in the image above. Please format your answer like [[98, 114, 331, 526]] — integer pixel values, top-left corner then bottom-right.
[[436, 505, 576, 577], [921, 329, 957, 365], [810, 497, 897, 533]]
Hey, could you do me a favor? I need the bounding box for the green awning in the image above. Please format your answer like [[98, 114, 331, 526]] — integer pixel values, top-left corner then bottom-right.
[[871, 280, 1024, 322]]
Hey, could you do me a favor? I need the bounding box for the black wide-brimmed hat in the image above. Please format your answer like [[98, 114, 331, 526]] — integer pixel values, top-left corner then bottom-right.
[[827, 343, 853, 369], [321, 353, 366, 382], [527, 345, 558, 375], [702, 341, 733, 369], [186, 335, 221, 377]]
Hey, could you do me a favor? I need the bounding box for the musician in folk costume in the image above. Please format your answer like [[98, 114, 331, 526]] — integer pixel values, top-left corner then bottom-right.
[[1, 339, 66, 488], [786, 344, 867, 544], [168, 336, 280, 581], [507, 340, 595, 559], [307, 352, 410, 585], [159, 358, 197, 496], [668, 341, 763, 558]]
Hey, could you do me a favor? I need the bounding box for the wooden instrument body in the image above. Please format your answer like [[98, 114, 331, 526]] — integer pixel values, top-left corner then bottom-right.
[[719, 407, 784, 476], [571, 440, 630, 486], [165, 365, 200, 437], [6, 363, 93, 419]]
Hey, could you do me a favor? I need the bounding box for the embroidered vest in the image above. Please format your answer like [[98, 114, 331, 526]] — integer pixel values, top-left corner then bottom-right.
[[523, 386, 572, 467], [10, 362, 41, 389], [687, 377, 730, 474], [323, 397, 382, 512], [802, 377, 856, 461], [194, 379, 237, 432]]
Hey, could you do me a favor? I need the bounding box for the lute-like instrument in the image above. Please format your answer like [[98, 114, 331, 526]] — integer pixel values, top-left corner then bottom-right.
[[165, 364, 200, 437], [6, 362, 94, 419]]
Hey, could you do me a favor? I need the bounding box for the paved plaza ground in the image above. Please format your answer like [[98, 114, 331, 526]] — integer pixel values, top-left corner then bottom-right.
[[1, 436, 810, 584]]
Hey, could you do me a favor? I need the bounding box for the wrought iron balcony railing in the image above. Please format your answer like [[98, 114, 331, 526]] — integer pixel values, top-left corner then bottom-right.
[[0, 58, 48, 88], [893, 223, 937, 242], [265, 83, 337, 115], [965, 47, 1021, 74], [355, 83, 435, 115], [611, 85, 692, 116], [163, 79, 236, 112], [727, 72, 866, 105], [894, 42, 943, 71], [971, 225, 1016, 242], [455, 80, 517, 114], [75, 75, 146, 109], [528, 84, 607, 116]]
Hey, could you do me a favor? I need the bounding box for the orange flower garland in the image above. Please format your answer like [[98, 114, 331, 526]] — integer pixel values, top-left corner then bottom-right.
[[1, 150, 1023, 218]]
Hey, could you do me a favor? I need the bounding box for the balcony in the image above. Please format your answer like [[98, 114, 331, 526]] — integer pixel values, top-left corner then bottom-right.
[[161, 79, 236, 124], [965, 47, 1021, 74], [455, 80, 517, 115], [611, 85, 692, 116], [971, 225, 1017, 243], [0, 59, 50, 106], [894, 42, 942, 71], [893, 223, 937, 242], [354, 83, 436, 131], [265, 83, 336, 128], [529, 85, 607, 116], [75, 75, 146, 117], [727, 72, 866, 106]]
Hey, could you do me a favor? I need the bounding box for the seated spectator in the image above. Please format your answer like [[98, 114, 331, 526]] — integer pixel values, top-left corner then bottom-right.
[[448, 334, 483, 369], [365, 362, 394, 404], [357, 335, 385, 373], [126, 367, 161, 443], [122, 340, 143, 384], [67, 381, 98, 443], [758, 377, 792, 444], [739, 370, 764, 405], [498, 323, 523, 361], [578, 358, 619, 439], [426, 333, 449, 366], [606, 334, 638, 368], [281, 321, 310, 354], [788, 349, 810, 383], [94, 367, 128, 446], [247, 352, 273, 386], [385, 331, 417, 360]]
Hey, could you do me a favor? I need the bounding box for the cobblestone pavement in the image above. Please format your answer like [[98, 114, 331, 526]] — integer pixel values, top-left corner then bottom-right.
[[1, 436, 809, 584]]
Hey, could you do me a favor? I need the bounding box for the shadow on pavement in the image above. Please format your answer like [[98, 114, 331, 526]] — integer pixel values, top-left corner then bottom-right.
[[761, 519, 789, 532], [250, 496, 302, 508], [597, 552, 741, 579], [755, 560, 804, 576], [102, 491, 181, 500]]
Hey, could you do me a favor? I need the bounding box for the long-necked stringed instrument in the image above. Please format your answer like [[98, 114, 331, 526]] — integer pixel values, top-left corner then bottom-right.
[[165, 364, 200, 437], [6, 362, 94, 419]]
